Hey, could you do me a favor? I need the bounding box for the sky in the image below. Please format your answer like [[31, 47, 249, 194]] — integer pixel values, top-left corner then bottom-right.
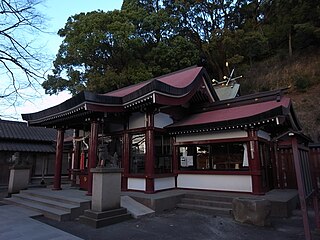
[[3, 0, 123, 121]]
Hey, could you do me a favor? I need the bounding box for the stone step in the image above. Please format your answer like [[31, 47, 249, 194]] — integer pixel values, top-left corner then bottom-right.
[[3, 197, 70, 221], [177, 203, 232, 217], [79, 208, 132, 228], [183, 193, 234, 203], [83, 208, 128, 219], [13, 193, 80, 211], [19, 189, 90, 208], [9, 193, 84, 219], [180, 197, 232, 209]]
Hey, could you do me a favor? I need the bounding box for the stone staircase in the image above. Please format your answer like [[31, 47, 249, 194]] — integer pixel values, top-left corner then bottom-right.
[[177, 193, 233, 217], [3, 189, 91, 221]]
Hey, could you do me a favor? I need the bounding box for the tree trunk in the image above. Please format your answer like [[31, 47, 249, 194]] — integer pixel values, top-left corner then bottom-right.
[[288, 30, 292, 57]]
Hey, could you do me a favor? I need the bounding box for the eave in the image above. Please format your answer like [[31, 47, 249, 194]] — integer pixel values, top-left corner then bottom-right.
[[166, 95, 296, 135]]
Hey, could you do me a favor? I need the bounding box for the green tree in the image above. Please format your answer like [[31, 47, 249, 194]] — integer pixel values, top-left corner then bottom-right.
[[163, 0, 249, 80], [43, 0, 320, 96], [263, 0, 320, 57], [146, 35, 200, 76], [44, 1, 200, 95], [241, 31, 269, 66], [42, 10, 152, 95], [122, 0, 176, 44]]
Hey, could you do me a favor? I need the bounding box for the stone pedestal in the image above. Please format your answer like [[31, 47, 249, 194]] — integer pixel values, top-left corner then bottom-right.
[[91, 167, 123, 211], [8, 167, 30, 194], [232, 198, 271, 226], [79, 167, 131, 228]]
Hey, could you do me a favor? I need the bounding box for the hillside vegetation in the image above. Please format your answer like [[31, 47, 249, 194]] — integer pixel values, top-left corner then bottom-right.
[[43, 1, 320, 96], [241, 47, 320, 142]]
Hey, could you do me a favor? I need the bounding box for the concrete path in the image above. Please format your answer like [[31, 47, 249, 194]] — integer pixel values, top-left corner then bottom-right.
[[0, 204, 82, 240]]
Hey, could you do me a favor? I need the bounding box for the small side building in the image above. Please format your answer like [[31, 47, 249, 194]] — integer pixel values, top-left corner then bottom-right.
[[0, 120, 70, 186]]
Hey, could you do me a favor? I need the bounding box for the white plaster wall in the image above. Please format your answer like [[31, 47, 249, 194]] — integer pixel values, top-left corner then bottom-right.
[[176, 130, 248, 143], [257, 130, 271, 141], [177, 174, 252, 192], [128, 178, 146, 191], [129, 112, 146, 129], [154, 112, 173, 129], [154, 177, 176, 191]]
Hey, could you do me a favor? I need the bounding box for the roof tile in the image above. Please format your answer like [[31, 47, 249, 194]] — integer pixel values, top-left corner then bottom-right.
[[0, 120, 57, 141]]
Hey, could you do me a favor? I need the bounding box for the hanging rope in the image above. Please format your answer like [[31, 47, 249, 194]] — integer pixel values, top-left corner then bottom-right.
[[74, 135, 89, 170], [74, 135, 89, 150]]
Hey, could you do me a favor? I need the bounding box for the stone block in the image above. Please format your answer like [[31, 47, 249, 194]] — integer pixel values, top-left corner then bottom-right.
[[91, 167, 123, 212], [232, 197, 271, 226], [8, 168, 30, 194]]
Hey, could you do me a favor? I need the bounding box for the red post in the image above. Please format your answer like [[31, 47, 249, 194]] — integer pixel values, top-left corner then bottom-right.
[[172, 137, 178, 187], [313, 191, 320, 231], [291, 135, 312, 240], [53, 128, 64, 190], [273, 142, 282, 188], [310, 146, 320, 230], [145, 111, 155, 193], [121, 132, 129, 191], [87, 120, 99, 196], [71, 129, 81, 186], [249, 129, 263, 195]]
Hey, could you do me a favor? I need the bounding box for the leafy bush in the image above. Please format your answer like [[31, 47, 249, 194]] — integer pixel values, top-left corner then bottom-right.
[[293, 74, 311, 92]]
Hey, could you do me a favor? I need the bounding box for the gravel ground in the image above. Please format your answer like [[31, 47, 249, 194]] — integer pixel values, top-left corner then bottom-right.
[[0, 188, 8, 205], [35, 208, 320, 240]]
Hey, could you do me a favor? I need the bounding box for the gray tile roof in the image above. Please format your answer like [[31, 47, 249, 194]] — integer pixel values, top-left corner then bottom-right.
[[0, 120, 58, 153], [0, 120, 57, 141], [0, 141, 56, 152]]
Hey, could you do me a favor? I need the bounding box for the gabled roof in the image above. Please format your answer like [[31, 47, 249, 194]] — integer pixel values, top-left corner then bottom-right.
[[117, 66, 218, 109], [0, 120, 57, 153], [168, 97, 290, 127], [22, 66, 219, 127], [167, 89, 302, 135], [0, 120, 56, 141], [274, 130, 312, 144], [0, 142, 56, 153], [105, 66, 214, 98]]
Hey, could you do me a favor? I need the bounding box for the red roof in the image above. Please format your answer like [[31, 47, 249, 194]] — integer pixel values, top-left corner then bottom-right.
[[168, 97, 291, 128], [157, 67, 203, 88], [22, 66, 218, 126], [104, 80, 151, 97], [105, 67, 203, 98]]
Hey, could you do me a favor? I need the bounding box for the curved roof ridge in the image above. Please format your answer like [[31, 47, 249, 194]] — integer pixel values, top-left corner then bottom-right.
[[22, 66, 218, 125], [105, 66, 203, 98]]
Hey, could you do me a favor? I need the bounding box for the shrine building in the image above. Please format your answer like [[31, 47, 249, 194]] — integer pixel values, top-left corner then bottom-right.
[[22, 66, 303, 195]]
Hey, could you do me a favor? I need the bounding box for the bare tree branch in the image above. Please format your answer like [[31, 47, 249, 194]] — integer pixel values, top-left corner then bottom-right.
[[0, 0, 47, 116]]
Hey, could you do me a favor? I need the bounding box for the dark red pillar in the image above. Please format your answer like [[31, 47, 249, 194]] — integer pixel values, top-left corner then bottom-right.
[[87, 120, 99, 196], [53, 128, 64, 190], [121, 132, 129, 191], [71, 129, 81, 186], [145, 111, 155, 193], [249, 129, 263, 195], [172, 137, 179, 187], [291, 136, 312, 240]]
